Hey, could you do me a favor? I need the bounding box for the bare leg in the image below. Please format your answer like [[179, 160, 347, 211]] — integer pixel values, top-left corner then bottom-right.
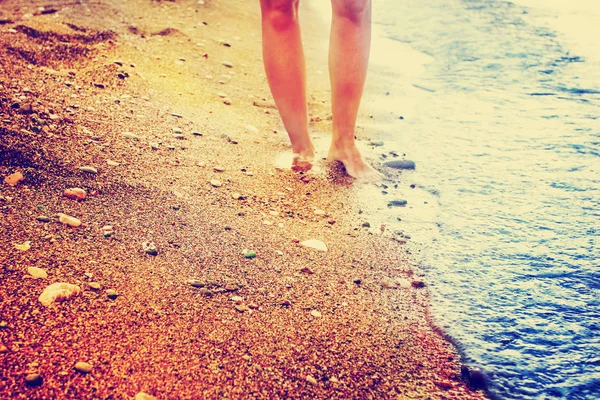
[[260, 0, 314, 171], [328, 0, 381, 182]]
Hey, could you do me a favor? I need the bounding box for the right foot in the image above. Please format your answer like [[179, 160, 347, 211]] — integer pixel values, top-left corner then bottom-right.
[[291, 144, 315, 173]]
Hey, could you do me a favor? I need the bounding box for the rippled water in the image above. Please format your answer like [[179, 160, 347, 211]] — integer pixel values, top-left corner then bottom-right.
[[368, 0, 600, 398]]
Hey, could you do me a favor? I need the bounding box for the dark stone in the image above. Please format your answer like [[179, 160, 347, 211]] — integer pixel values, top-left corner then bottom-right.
[[411, 280, 425, 289], [353, 279, 362, 285], [25, 373, 43, 387], [384, 160, 416, 170], [388, 200, 407, 207], [362, 222, 371, 228]]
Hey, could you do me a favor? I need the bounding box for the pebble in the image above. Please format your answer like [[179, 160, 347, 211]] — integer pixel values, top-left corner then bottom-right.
[[89, 282, 101, 290], [36, 216, 51, 222], [106, 160, 120, 166], [122, 132, 139, 140], [231, 193, 245, 200], [223, 61, 233, 68], [369, 141, 385, 147], [172, 134, 185, 140], [64, 188, 86, 201], [214, 166, 225, 172], [172, 127, 182, 134], [4, 172, 24, 186], [25, 373, 43, 387], [0, 321, 7, 329], [243, 250, 256, 259], [223, 99, 231, 105], [329, 376, 339, 383], [78, 166, 98, 174], [380, 277, 397, 289], [57, 213, 81, 227], [235, 304, 250, 312], [310, 310, 322, 318], [142, 241, 158, 256], [135, 393, 157, 400], [412, 280, 425, 288], [27, 267, 47, 279], [39, 283, 81, 306], [306, 375, 318, 385], [383, 160, 416, 170], [388, 199, 407, 207], [300, 267, 314, 275], [210, 179, 222, 187], [362, 222, 371, 228], [106, 289, 118, 299], [189, 279, 205, 288], [74, 361, 93, 373], [150, 142, 160, 150], [300, 239, 328, 252], [197, 161, 206, 167], [0, 343, 8, 353], [230, 296, 243, 303], [14, 241, 31, 251]]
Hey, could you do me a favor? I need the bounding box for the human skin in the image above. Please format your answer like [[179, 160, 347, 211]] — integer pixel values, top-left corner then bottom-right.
[[259, 0, 381, 181]]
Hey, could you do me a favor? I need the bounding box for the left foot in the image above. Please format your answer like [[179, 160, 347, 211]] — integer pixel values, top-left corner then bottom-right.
[[328, 142, 381, 182]]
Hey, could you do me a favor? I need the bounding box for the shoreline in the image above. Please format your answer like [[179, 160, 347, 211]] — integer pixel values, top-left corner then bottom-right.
[[0, 0, 486, 398]]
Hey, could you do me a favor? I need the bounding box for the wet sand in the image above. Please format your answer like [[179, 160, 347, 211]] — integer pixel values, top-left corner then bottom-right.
[[0, 0, 486, 398]]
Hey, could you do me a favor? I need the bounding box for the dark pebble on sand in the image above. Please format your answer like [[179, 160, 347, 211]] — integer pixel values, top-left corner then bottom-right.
[[388, 200, 407, 207], [384, 160, 416, 170], [362, 222, 371, 228], [411, 280, 425, 289], [369, 141, 384, 147], [37, 216, 50, 222], [353, 279, 362, 285], [142, 241, 158, 256], [25, 373, 43, 387]]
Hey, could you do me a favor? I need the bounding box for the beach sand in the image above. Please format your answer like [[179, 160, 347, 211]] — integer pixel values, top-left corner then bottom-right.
[[0, 0, 486, 398]]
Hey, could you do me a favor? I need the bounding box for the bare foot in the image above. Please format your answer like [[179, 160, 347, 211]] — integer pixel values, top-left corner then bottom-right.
[[291, 144, 315, 173], [328, 142, 381, 182]]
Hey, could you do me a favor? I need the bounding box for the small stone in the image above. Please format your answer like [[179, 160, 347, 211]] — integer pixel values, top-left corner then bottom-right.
[[78, 166, 98, 174], [142, 241, 158, 256], [14, 241, 31, 251], [412, 280, 425, 289], [172, 134, 185, 140], [64, 188, 87, 201], [210, 179, 222, 187], [231, 193, 245, 200], [235, 304, 250, 312], [369, 141, 385, 147], [37, 216, 51, 222], [192, 131, 202, 136], [300, 239, 328, 252], [25, 373, 43, 387], [189, 280, 205, 288], [102, 225, 113, 232], [329, 376, 339, 383], [106, 289, 118, 299], [300, 267, 314, 275], [362, 222, 371, 228], [74, 361, 93, 373], [384, 160, 416, 170], [243, 250, 256, 259], [214, 166, 225, 172], [281, 300, 292, 307], [242, 355, 252, 361], [197, 161, 206, 167], [388, 199, 407, 207], [0, 321, 7, 329], [135, 393, 157, 400], [106, 160, 120, 166], [223, 61, 233, 68], [27, 267, 47, 279], [199, 288, 213, 297], [223, 99, 231, 105], [57, 213, 81, 227], [4, 172, 24, 186], [310, 310, 322, 318], [230, 296, 243, 303], [89, 282, 101, 290], [306, 375, 318, 385], [172, 127, 182, 134], [39, 283, 81, 306], [380, 278, 396, 289], [122, 132, 139, 140], [0, 343, 7, 353]]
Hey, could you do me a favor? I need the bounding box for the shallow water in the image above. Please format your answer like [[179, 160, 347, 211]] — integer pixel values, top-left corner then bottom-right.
[[365, 0, 599, 398]]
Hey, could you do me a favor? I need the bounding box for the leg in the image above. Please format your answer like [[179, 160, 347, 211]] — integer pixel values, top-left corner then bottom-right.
[[260, 0, 314, 171], [328, 0, 380, 181]]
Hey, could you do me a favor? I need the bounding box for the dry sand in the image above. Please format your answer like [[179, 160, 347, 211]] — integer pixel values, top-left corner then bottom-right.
[[0, 0, 487, 398]]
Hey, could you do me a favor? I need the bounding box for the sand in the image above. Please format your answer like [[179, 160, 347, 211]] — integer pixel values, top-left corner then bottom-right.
[[0, 0, 487, 398]]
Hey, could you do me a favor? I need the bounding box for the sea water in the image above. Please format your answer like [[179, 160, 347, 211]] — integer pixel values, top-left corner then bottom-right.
[[367, 0, 599, 398]]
